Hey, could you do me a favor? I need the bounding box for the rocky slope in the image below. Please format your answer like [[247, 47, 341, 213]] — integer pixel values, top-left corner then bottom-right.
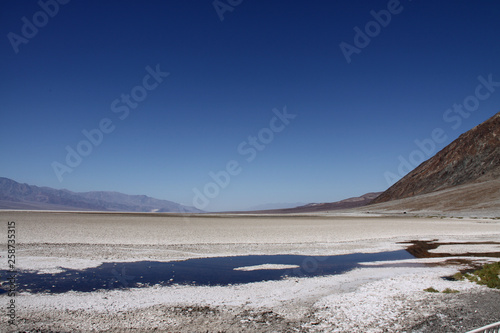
[[372, 112, 500, 205], [365, 178, 500, 217]]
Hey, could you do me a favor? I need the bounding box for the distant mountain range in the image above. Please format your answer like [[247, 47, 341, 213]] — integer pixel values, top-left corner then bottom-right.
[[244, 202, 307, 211], [233, 192, 382, 214], [2, 113, 498, 215], [0, 177, 202, 213], [0, 175, 379, 214]]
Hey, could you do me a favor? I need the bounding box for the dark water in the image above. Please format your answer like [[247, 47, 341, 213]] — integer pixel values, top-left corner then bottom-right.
[[0, 250, 414, 294]]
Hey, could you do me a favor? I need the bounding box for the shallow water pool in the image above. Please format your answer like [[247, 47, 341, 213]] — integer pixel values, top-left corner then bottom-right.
[[0, 250, 415, 294]]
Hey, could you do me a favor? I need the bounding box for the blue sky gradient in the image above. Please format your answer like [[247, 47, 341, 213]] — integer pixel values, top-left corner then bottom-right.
[[1, 1, 500, 211]]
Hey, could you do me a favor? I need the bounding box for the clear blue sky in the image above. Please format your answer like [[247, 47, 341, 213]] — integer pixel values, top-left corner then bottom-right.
[[1, 0, 500, 211]]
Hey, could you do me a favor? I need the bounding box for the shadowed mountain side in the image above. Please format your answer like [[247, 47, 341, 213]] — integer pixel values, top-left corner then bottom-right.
[[372, 112, 500, 205], [0, 177, 202, 213], [362, 178, 500, 217], [229, 192, 382, 214]]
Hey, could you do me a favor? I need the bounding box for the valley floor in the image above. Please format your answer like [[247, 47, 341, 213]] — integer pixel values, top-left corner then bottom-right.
[[0, 211, 499, 332]]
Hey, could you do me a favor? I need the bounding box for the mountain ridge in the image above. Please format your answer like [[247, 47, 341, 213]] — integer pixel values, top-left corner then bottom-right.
[[0, 177, 202, 213], [227, 192, 382, 214], [371, 111, 500, 206]]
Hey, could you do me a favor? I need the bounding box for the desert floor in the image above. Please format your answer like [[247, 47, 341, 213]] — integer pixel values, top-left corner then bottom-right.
[[0, 211, 499, 332]]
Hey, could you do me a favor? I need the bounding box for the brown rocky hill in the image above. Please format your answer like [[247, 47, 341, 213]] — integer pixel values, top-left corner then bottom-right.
[[372, 112, 500, 205]]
